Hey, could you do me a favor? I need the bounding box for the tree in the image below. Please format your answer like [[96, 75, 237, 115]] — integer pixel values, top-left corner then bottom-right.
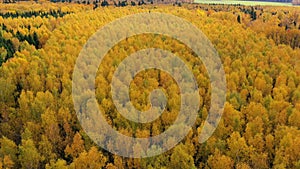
[[237, 15, 241, 24], [274, 127, 300, 168], [0, 137, 18, 167], [41, 109, 62, 154], [46, 159, 68, 169], [288, 109, 300, 128], [70, 147, 107, 169], [1, 155, 14, 169], [39, 135, 56, 166], [227, 132, 250, 164], [250, 152, 268, 169], [168, 144, 196, 169], [141, 153, 169, 169], [33, 32, 40, 49], [18, 139, 41, 169], [101, 0, 109, 6], [64, 132, 85, 160], [236, 163, 251, 169], [207, 149, 234, 169]]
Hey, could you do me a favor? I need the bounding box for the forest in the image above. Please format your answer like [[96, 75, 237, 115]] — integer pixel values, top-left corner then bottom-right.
[[0, 2, 300, 169]]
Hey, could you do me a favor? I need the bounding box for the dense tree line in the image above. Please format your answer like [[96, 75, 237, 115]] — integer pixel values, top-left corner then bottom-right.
[[0, 33, 14, 65], [0, 24, 41, 66], [0, 2, 299, 169], [0, 10, 71, 19]]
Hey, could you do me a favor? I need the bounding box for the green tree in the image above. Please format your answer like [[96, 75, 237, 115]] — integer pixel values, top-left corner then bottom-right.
[[18, 139, 41, 169], [46, 159, 68, 169], [0, 137, 17, 168]]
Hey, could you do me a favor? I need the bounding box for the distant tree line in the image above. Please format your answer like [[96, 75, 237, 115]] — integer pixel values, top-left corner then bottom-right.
[[92, 0, 184, 8], [0, 10, 71, 19], [247, 0, 292, 2], [195, 4, 299, 49], [240, 7, 257, 20], [91, 0, 149, 9]]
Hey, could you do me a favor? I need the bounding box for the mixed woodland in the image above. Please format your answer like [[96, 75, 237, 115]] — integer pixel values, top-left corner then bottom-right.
[[0, 2, 300, 169]]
